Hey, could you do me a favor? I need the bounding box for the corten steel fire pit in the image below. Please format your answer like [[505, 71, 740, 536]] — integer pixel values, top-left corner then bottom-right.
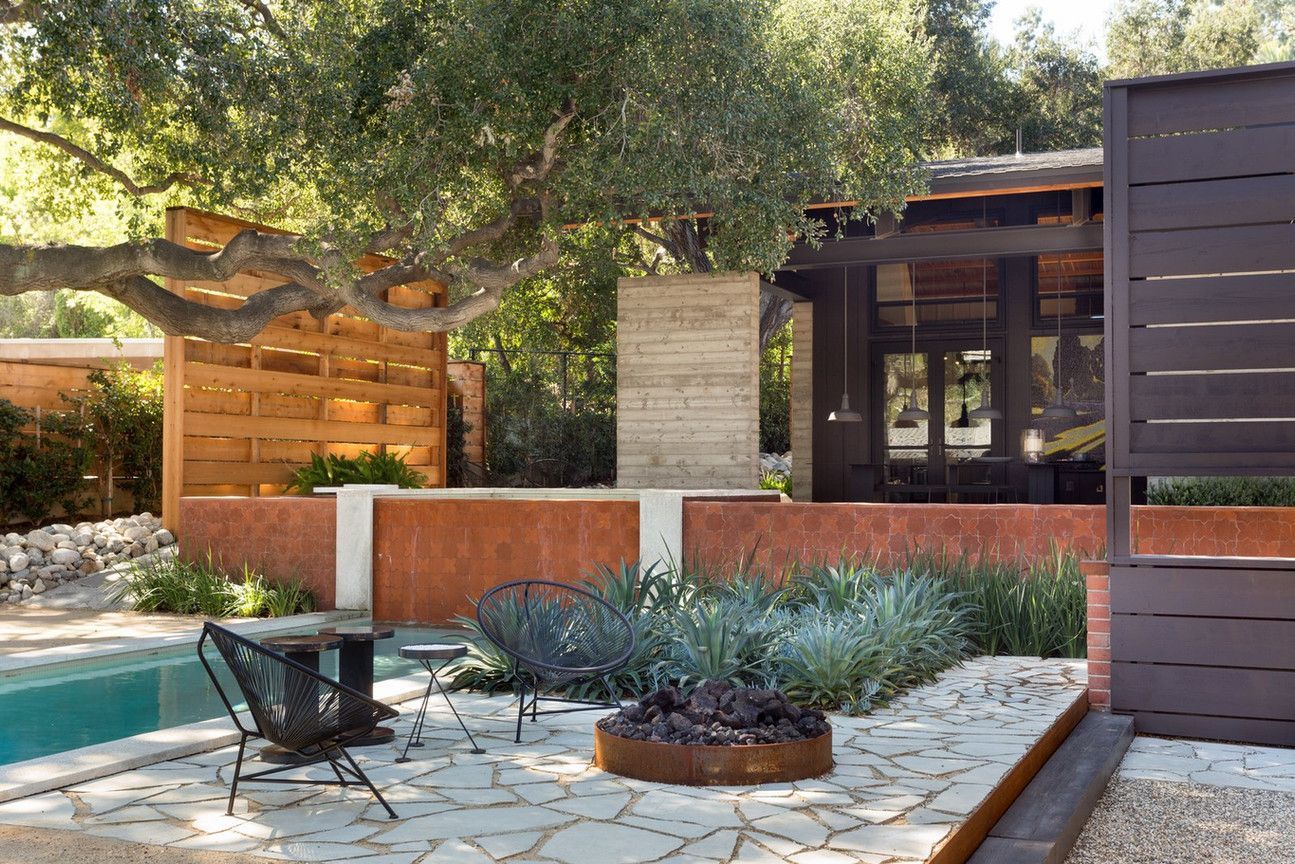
[[593, 681, 833, 786], [594, 725, 832, 786]]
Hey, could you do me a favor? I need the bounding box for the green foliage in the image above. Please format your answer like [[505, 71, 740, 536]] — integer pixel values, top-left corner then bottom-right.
[[482, 361, 615, 487], [286, 451, 426, 494], [63, 361, 164, 513], [916, 548, 1087, 659], [0, 398, 91, 524], [112, 554, 315, 618], [1106, 0, 1268, 79], [759, 470, 793, 497], [1147, 476, 1295, 507], [445, 401, 470, 487], [760, 321, 791, 454]]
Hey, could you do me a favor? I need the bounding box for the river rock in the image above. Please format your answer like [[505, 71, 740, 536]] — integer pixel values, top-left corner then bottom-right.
[[155, 529, 175, 547], [25, 530, 55, 552], [124, 525, 152, 543], [31, 578, 46, 594], [49, 548, 81, 566]]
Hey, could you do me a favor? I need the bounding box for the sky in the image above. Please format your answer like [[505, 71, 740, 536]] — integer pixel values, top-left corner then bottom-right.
[[987, 0, 1117, 61]]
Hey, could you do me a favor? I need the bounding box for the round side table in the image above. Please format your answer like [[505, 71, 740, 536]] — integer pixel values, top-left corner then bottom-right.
[[395, 643, 484, 760], [319, 625, 397, 746], [258, 633, 343, 764]]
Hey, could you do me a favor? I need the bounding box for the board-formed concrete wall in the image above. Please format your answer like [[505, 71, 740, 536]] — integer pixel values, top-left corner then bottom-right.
[[616, 272, 760, 489], [790, 302, 813, 501]]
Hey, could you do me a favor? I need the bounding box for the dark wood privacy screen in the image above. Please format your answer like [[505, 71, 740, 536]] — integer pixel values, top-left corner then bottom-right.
[[1104, 62, 1295, 744]]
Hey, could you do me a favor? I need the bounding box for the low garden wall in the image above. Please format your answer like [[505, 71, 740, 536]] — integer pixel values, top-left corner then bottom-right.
[[682, 502, 1295, 572], [179, 497, 337, 609], [371, 497, 639, 623]]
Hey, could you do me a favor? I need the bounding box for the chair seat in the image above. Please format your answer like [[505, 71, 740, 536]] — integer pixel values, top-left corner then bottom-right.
[[400, 643, 467, 661]]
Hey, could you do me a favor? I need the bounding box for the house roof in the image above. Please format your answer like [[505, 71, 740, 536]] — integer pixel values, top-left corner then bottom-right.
[[920, 147, 1104, 199]]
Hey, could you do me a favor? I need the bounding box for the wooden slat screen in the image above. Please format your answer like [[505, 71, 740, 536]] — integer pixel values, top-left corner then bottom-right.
[[1105, 61, 1295, 745], [447, 360, 486, 467], [162, 208, 447, 526]]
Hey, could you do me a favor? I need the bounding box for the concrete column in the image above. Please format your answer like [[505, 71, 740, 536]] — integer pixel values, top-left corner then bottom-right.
[[790, 301, 813, 501], [334, 484, 398, 610], [638, 490, 685, 571]]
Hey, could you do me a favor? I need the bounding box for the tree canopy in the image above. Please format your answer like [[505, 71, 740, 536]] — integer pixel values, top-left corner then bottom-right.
[[0, 0, 933, 341]]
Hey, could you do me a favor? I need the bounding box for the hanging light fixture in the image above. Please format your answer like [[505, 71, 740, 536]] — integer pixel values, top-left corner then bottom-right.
[[828, 267, 863, 422], [969, 200, 1002, 421], [1041, 195, 1078, 420], [895, 262, 929, 425]]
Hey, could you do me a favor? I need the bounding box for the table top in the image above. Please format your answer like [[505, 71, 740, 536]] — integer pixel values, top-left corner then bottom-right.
[[261, 634, 343, 653], [319, 625, 396, 641], [400, 643, 468, 661]]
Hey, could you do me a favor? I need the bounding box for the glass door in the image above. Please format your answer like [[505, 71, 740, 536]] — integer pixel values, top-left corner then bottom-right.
[[876, 341, 1000, 500]]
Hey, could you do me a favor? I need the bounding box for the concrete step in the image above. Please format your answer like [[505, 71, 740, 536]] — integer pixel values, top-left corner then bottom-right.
[[967, 711, 1135, 864]]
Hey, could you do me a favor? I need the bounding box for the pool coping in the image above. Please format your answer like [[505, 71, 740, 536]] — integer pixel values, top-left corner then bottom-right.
[[0, 670, 432, 804], [0, 609, 366, 676]]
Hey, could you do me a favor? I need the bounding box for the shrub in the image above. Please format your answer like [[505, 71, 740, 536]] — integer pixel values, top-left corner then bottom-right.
[[286, 451, 426, 493], [759, 469, 792, 497], [1147, 476, 1295, 507], [112, 554, 315, 618], [446, 401, 470, 486], [63, 361, 164, 513], [925, 547, 1087, 659], [0, 398, 92, 524]]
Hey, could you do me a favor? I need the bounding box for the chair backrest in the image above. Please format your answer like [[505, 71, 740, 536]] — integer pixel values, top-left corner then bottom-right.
[[198, 621, 397, 751], [476, 580, 635, 684]]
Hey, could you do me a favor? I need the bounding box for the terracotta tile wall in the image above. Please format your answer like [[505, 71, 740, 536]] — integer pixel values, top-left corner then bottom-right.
[[179, 496, 337, 609], [682, 502, 1295, 573], [1082, 560, 1111, 710], [371, 498, 639, 624]]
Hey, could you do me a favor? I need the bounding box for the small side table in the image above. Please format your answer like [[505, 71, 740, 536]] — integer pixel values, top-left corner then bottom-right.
[[260, 633, 342, 673], [319, 625, 397, 746], [396, 644, 484, 761], [258, 633, 343, 764]]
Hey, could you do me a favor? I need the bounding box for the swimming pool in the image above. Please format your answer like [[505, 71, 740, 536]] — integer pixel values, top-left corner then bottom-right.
[[0, 622, 458, 765]]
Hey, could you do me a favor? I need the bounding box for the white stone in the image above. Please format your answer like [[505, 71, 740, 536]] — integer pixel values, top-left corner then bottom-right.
[[378, 806, 574, 844], [50, 548, 81, 565], [539, 822, 684, 864], [831, 823, 951, 858], [25, 530, 55, 552]]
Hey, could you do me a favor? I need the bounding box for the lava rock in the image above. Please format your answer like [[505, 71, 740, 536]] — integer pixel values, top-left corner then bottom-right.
[[599, 680, 829, 746]]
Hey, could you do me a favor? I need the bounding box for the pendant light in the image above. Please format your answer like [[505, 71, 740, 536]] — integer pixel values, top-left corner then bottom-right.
[[969, 199, 1002, 421], [1041, 196, 1078, 420], [828, 267, 863, 422], [895, 262, 929, 424]]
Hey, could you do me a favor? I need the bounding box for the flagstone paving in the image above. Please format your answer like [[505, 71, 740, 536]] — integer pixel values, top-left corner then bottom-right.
[[0, 656, 1085, 863], [1118, 735, 1295, 792]]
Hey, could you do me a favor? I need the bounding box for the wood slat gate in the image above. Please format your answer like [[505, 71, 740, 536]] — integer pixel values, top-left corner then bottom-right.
[[161, 208, 447, 529], [1105, 62, 1295, 745]]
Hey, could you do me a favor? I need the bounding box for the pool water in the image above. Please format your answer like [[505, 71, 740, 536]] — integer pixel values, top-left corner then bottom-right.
[[0, 623, 459, 766]]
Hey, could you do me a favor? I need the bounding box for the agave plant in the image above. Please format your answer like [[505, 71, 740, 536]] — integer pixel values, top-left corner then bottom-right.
[[776, 614, 883, 712], [790, 556, 879, 614]]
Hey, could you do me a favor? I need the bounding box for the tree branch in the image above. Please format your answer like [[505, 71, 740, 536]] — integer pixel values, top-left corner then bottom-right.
[[233, 0, 286, 40], [99, 276, 328, 342], [0, 117, 204, 197]]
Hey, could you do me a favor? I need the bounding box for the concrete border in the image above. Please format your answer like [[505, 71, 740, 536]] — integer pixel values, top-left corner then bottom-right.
[[0, 610, 363, 676], [0, 672, 430, 804]]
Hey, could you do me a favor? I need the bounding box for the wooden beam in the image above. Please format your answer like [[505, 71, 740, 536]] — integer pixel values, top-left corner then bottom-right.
[[781, 222, 1103, 269], [162, 208, 188, 533]]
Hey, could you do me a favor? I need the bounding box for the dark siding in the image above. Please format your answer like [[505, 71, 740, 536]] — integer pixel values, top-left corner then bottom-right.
[[1105, 61, 1295, 744]]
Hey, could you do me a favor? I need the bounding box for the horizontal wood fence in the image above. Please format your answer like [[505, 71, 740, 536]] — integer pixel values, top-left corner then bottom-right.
[[447, 359, 486, 467], [162, 208, 448, 529], [1105, 61, 1295, 745]]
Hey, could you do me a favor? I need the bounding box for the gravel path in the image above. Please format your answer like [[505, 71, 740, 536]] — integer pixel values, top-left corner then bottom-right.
[[0, 825, 259, 863], [1066, 776, 1295, 863]]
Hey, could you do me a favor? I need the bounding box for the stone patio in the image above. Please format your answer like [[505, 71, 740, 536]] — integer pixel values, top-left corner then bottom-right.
[[0, 656, 1085, 864]]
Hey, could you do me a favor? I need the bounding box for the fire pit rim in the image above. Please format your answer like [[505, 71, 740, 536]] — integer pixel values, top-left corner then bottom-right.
[[593, 723, 834, 786]]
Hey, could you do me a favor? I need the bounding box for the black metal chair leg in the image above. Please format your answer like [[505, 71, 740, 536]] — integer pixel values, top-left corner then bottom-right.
[[515, 679, 527, 743], [337, 747, 397, 820], [226, 735, 247, 816]]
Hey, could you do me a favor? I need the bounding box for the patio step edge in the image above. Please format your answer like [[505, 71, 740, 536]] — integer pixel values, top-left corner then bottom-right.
[[965, 711, 1136, 864]]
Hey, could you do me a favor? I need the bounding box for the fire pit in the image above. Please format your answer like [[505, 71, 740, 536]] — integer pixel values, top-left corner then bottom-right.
[[594, 680, 833, 786]]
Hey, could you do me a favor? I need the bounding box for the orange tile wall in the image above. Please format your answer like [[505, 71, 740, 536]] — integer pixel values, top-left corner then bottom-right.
[[371, 498, 639, 624], [683, 502, 1295, 573], [179, 496, 337, 609]]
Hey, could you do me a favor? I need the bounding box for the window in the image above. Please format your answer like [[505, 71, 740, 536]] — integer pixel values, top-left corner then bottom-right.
[[1036, 212, 1103, 321], [876, 259, 999, 327], [1030, 334, 1105, 461]]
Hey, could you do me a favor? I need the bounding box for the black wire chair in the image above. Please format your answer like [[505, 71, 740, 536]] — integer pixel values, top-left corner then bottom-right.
[[477, 579, 636, 742], [197, 622, 401, 819]]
